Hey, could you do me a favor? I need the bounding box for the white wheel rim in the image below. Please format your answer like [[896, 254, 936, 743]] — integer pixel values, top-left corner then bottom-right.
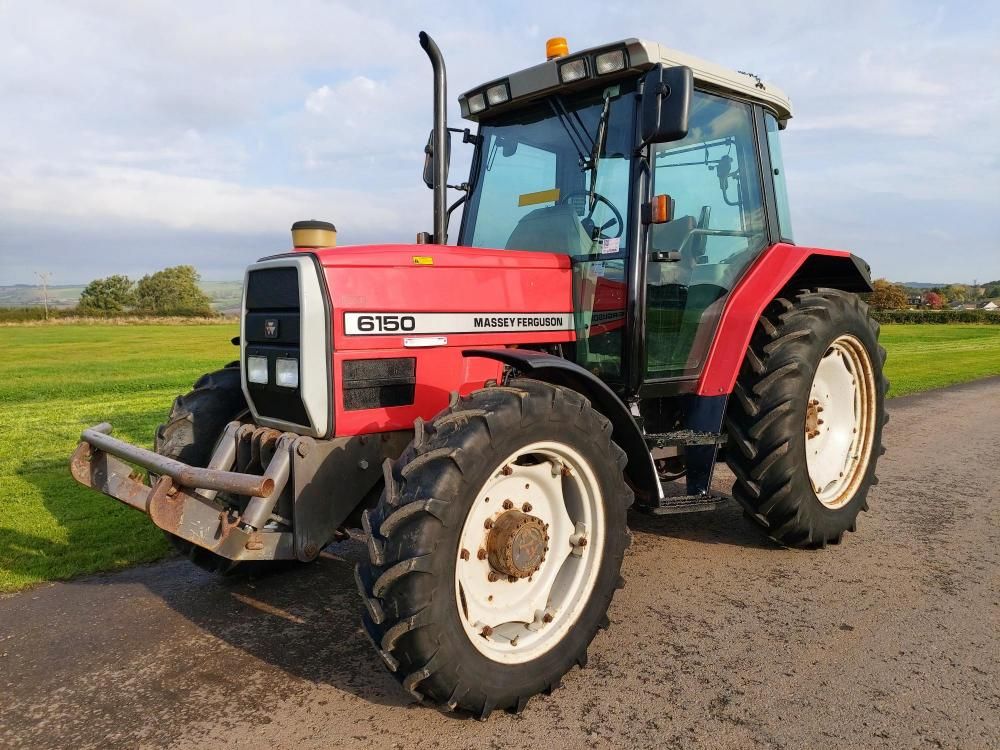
[[454, 440, 605, 664], [805, 334, 877, 509]]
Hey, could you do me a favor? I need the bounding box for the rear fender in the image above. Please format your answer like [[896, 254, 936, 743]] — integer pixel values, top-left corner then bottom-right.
[[697, 245, 873, 396], [463, 348, 660, 503]]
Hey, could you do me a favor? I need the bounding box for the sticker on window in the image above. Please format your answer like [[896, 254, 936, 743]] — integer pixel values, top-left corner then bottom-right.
[[600, 237, 620, 254]]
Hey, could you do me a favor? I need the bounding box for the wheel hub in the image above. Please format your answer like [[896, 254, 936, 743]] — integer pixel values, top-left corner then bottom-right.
[[486, 510, 549, 579]]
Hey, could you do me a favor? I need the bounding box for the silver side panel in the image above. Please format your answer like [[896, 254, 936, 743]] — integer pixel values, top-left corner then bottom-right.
[[241, 256, 330, 437]]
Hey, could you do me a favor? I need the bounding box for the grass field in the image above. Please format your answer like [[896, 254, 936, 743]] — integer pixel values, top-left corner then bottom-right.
[[2, 323, 999, 593]]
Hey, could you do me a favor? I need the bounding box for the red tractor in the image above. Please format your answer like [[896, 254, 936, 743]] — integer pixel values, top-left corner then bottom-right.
[[71, 33, 887, 717]]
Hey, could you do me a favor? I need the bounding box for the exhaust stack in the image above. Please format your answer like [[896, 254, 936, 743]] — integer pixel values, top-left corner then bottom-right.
[[419, 31, 448, 245]]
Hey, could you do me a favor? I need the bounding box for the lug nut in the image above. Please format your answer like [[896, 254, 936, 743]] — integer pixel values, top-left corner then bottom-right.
[[477, 548, 487, 560], [502, 499, 514, 510], [484, 518, 493, 529], [522, 502, 532, 512], [460, 548, 470, 561], [488, 571, 499, 582], [501, 465, 513, 476], [481, 625, 493, 637], [508, 575, 518, 583]]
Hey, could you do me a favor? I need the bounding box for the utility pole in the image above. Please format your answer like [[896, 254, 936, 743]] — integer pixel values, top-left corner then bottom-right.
[[35, 271, 52, 320]]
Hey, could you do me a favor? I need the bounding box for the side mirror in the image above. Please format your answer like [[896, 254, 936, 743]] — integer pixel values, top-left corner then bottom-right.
[[639, 65, 693, 147], [422, 128, 451, 189]]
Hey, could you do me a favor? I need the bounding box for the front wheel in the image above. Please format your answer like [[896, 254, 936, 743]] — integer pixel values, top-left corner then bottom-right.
[[355, 379, 633, 718], [726, 288, 888, 547]]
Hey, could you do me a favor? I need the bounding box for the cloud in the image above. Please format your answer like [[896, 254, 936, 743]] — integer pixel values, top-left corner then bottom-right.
[[0, 0, 997, 285]]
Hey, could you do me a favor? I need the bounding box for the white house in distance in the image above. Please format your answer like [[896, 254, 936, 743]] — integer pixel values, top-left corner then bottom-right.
[[951, 300, 1000, 311], [949, 300, 1000, 312]]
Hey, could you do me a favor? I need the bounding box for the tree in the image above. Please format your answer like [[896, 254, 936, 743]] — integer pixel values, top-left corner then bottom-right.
[[944, 284, 969, 303], [923, 291, 944, 310], [867, 279, 909, 311], [133, 265, 213, 316], [78, 274, 135, 313]]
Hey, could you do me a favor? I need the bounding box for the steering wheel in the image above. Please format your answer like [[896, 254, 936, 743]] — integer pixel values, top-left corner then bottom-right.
[[559, 190, 624, 240]]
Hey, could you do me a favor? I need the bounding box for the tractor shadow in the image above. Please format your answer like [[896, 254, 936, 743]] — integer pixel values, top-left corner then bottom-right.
[[138, 540, 419, 709], [11, 410, 416, 711], [628, 468, 779, 550]]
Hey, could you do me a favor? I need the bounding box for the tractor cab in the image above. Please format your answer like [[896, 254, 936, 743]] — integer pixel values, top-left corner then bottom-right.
[[453, 38, 795, 389]]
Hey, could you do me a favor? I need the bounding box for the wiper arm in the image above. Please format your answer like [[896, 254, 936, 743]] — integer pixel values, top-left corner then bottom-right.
[[587, 90, 612, 213], [547, 97, 590, 167]]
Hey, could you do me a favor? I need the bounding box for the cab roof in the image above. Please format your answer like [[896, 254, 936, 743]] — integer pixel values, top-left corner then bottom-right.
[[459, 38, 792, 125]]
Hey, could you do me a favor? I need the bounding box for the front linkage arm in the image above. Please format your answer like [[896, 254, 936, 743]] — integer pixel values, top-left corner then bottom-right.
[[70, 422, 410, 563]]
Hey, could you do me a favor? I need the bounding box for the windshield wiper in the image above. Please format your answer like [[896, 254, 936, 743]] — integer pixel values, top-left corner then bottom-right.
[[587, 90, 612, 214], [547, 97, 590, 168]]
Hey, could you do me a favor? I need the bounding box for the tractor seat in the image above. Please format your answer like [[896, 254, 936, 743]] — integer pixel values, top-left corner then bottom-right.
[[650, 215, 696, 253], [648, 215, 696, 287], [505, 202, 593, 255]]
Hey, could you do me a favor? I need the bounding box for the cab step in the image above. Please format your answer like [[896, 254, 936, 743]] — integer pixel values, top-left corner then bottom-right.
[[644, 492, 729, 515], [644, 430, 723, 448]]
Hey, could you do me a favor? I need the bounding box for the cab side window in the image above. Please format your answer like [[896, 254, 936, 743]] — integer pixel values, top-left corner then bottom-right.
[[645, 91, 767, 378], [765, 113, 794, 242]]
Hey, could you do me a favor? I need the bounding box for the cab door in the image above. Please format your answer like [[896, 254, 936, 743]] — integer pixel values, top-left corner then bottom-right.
[[643, 91, 769, 381]]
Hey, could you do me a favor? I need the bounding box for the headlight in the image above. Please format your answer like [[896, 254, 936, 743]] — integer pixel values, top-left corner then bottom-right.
[[275, 357, 299, 388], [558, 58, 587, 83], [486, 82, 509, 106], [595, 50, 626, 75], [247, 356, 268, 384], [467, 92, 486, 114]]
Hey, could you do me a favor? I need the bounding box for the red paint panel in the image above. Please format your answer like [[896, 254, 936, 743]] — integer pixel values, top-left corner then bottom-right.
[[318, 244, 576, 351], [315, 244, 572, 435], [696, 243, 853, 396], [333, 348, 502, 435]]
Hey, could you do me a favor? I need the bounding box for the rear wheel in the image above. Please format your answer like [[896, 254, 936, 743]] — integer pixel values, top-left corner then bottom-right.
[[154, 363, 250, 574], [356, 379, 633, 718], [726, 288, 887, 547]]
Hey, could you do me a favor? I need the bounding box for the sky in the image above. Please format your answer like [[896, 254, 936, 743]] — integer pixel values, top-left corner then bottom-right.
[[0, 0, 997, 286]]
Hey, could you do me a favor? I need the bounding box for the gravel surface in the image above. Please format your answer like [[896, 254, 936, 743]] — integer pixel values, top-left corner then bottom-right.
[[2, 378, 998, 749]]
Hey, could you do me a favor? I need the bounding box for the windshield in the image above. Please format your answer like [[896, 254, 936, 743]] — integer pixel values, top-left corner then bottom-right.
[[461, 80, 637, 258]]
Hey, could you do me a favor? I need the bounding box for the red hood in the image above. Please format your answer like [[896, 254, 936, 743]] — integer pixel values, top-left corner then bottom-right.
[[301, 244, 571, 270]]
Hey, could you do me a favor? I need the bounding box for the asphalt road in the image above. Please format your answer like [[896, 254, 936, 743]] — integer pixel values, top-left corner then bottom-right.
[[2, 378, 998, 749]]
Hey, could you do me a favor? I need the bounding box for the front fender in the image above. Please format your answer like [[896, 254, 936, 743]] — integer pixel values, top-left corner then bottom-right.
[[463, 348, 660, 503]]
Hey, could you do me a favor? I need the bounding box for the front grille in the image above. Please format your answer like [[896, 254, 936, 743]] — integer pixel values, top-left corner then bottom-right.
[[244, 265, 310, 427], [342, 358, 416, 410]]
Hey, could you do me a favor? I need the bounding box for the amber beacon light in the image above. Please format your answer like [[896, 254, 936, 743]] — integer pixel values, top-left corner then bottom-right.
[[546, 37, 569, 60]]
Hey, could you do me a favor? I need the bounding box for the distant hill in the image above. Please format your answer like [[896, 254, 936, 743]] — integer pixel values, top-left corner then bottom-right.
[[0, 281, 243, 314], [900, 280, 1000, 289]]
